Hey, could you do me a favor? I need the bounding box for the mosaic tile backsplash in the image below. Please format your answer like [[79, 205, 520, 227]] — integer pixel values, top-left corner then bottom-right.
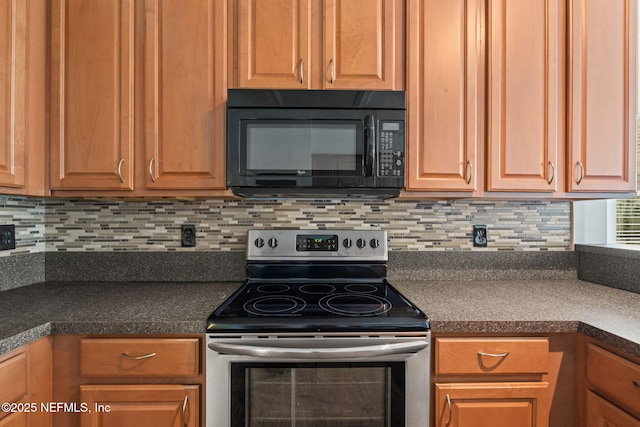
[[0, 197, 46, 255], [37, 198, 571, 252], [0, 196, 571, 255]]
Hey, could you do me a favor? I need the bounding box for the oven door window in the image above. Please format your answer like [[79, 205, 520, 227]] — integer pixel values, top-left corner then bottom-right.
[[240, 120, 365, 177], [230, 362, 405, 427]]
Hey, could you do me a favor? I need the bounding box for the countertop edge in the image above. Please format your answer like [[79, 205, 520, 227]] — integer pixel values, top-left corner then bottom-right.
[[3, 319, 639, 361]]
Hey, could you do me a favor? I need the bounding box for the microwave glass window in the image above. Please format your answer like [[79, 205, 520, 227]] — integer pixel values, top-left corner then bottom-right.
[[246, 123, 359, 172]]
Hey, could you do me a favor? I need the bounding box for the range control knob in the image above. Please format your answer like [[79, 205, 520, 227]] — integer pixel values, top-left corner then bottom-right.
[[268, 238, 278, 248], [356, 238, 367, 249], [254, 238, 265, 248], [370, 239, 381, 249], [343, 238, 353, 249]]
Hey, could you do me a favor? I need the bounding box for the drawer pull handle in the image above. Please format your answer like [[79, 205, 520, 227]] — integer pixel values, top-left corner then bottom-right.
[[633, 380, 640, 388], [299, 58, 304, 84], [465, 160, 473, 185], [182, 395, 189, 427], [149, 157, 157, 182], [117, 158, 125, 183], [121, 352, 156, 360], [547, 161, 555, 185], [329, 59, 335, 84], [445, 393, 452, 427], [576, 161, 584, 185], [477, 351, 510, 358]]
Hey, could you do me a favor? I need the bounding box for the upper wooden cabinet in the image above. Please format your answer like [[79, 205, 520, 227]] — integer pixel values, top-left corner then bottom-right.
[[50, 0, 135, 191], [486, 0, 562, 192], [0, 0, 46, 196], [567, 0, 637, 193], [143, 0, 226, 190], [231, 0, 403, 90], [235, 0, 312, 88], [405, 0, 482, 192], [406, 0, 637, 198], [50, 0, 227, 195], [406, 0, 564, 195]]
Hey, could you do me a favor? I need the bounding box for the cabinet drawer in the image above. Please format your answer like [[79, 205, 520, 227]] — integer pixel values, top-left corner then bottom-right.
[[435, 337, 549, 375], [0, 352, 28, 405], [80, 338, 199, 377], [587, 343, 640, 414]]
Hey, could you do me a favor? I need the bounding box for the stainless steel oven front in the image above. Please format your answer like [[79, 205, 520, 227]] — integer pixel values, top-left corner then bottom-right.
[[206, 332, 430, 427]]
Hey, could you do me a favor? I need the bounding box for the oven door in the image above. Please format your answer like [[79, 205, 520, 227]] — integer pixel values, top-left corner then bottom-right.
[[206, 334, 430, 427]]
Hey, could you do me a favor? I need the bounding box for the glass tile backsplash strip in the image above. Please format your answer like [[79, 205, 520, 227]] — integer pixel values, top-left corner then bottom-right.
[[42, 198, 570, 252]]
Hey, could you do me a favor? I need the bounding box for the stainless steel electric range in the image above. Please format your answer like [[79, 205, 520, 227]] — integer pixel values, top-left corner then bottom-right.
[[206, 229, 430, 427]]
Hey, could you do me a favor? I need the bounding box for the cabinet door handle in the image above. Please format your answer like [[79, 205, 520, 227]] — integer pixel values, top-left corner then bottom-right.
[[633, 380, 640, 388], [149, 157, 157, 182], [465, 160, 473, 185], [547, 161, 555, 185], [329, 59, 335, 84], [299, 58, 304, 84], [182, 395, 189, 427], [576, 161, 584, 185], [477, 351, 510, 358], [121, 352, 156, 360], [445, 394, 452, 427], [117, 158, 125, 183]]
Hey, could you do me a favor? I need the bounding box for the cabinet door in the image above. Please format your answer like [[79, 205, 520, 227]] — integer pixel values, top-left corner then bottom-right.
[[80, 384, 199, 427], [144, 0, 226, 190], [567, 0, 637, 192], [323, 0, 402, 90], [236, 0, 312, 88], [405, 0, 481, 191], [586, 390, 640, 427], [0, 0, 26, 189], [486, 0, 562, 192], [435, 382, 549, 427], [50, 0, 135, 190], [0, 412, 27, 427]]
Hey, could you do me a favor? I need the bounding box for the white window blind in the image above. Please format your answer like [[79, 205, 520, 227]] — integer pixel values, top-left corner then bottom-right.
[[616, 118, 640, 243]]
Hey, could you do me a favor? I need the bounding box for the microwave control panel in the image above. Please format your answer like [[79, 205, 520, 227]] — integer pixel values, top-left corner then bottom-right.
[[378, 121, 404, 177]]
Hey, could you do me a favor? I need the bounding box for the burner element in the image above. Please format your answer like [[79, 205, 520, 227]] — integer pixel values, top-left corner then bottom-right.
[[319, 294, 392, 317], [300, 284, 337, 294], [256, 284, 290, 294], [244, 296, 306, 316], [345, 284, 378, 294]]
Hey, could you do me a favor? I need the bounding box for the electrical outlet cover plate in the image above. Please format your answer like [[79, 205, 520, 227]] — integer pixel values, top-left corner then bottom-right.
[[0, 225, 16, 250], [181, 225, 196, 247], [473, 225, 488, 248]]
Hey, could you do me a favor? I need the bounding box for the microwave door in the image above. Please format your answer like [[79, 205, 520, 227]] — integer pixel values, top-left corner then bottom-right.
[[239, 119, 366, 182]]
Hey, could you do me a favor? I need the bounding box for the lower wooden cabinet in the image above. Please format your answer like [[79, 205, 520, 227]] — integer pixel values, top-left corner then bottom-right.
[[53, 335, 204, 427], [0, 412, 28, 427], [0, 337, 52, 427], [435, 382, 549, 427], [434, 336, 554, 427], [586, 390, 640, 427], [79, 384, 198, 427], [580, 340, 640, 427]]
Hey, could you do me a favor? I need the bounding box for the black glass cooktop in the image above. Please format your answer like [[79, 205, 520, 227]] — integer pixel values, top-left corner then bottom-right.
[[206, 281, 429, 333]]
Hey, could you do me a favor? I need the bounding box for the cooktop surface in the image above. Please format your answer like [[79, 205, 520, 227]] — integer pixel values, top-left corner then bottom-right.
[[206, 280, 430, 334]]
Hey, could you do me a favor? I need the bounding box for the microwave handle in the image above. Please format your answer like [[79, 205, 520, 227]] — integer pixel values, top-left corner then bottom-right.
[[208, 340, 427, 359], [365, 115, 375, 177]]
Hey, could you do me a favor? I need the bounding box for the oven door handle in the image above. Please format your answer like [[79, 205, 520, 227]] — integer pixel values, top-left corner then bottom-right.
[[208, 340, 428, 359]]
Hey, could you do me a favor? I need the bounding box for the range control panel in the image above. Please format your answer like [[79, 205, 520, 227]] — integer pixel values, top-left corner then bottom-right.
[[248, 229, 387, 261]]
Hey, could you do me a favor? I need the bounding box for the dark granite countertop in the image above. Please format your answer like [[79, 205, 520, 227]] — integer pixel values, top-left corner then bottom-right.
[[1, 279, 640, 358]]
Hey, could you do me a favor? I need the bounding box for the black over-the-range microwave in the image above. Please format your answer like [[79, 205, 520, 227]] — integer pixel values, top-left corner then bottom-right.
[[226, 89, 406, 199]]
